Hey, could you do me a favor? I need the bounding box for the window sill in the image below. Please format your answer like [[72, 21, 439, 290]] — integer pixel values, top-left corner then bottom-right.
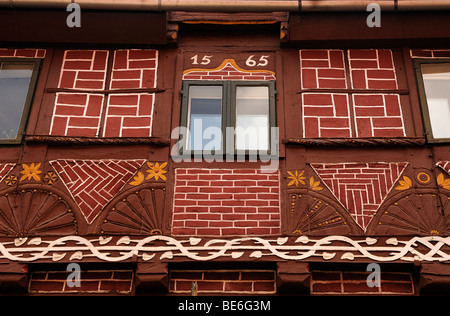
[[24, 135, 170, 147], [282, 137, 426, 147]]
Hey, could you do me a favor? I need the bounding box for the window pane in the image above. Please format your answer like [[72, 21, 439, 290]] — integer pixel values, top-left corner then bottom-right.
[[0, 63, 34, 140], [235, 86, 269, 150], [187, 86, 222, 151], [421, 63, 450, 139]]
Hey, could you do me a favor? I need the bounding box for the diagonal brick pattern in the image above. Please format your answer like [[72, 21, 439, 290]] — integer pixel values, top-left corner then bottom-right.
[[310, 162, 408, 230], [50, 159, 145, 223], [0, 163, 15, 183], [437, 161, 450, 175]]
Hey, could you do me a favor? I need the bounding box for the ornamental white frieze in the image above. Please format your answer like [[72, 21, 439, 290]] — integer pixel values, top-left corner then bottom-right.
[[1, 235, 450, 263]]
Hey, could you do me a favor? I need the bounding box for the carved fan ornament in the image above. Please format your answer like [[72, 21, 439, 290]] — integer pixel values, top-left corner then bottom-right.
[[0, 187, 77, 237], [95, 185, 167, 235], [286, 169, 362, 235], [367, 168, 450, 236]]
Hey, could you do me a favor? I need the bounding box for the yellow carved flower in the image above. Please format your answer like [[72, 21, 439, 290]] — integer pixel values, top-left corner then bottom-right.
[[129, 172, 145, 186], [437, 173, 450, 190], [287, 170, 306, 187], [146, 162, 167, 181], [19, 163, 42, 182], [395, 175, 412, 191], [309, 176, 323, 191]]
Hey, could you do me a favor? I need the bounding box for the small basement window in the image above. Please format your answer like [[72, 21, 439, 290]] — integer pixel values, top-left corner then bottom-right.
[[415, 60, 450, 142], [0, 58, 40, 144]]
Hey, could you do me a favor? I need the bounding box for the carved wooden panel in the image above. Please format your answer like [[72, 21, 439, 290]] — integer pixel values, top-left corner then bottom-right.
[[97, 185, 167, 235], [0, 187, 77, 237], [286, 188, 363, 236]]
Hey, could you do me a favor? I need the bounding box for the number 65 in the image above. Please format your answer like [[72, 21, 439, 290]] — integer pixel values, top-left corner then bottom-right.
[[245, 55, 269, 67]]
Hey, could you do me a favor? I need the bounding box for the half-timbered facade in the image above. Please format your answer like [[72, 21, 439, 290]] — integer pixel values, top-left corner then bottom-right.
[[1, 0, 450, 296]]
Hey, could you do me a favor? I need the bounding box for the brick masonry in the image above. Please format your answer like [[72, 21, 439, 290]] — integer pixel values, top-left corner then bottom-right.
[[169, 269, 276, 294], [0, 48, 46, 58], [300, 49, 347, 89], [300, 49, 406, 138], [302, 93, 352, 138], [310, 270, 414, 295], [50, 159, 145, 223], [50, 49, 158, 138], [103, 93, 154, 137], [111, 49, 158, 89], [172, 168, 281, 236], [348, 49, 398, 90], [410, 49, 450, 58], [310, 162, 408, 230], [29, 270, 134, 294], [50, 93, 104, 137], [353, 94, 405, 137], [58, 50, 108, 90], [183, 59, 275, 81]]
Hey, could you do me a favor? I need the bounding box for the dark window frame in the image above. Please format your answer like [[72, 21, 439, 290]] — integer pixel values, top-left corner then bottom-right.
[[178, 80, 277, 159], [0, 57, 41, 145], [414, 58, 450, 144]]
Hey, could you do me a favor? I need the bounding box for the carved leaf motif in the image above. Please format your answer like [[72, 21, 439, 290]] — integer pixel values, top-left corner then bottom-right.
[[70, 251, 83, 261], [117, 236, 131, 245], [52, 253, 66, 261], [322, 252, 336, 260], [437, 173, 450, 190], [341, 252, 355, 260], [309, 177, 323, 191], [395, 176, 412, 190], [160, 251, 173, 260], [142, 253, 155, 261], [129, 172, 145, 186], [250, 251, 263, 258]]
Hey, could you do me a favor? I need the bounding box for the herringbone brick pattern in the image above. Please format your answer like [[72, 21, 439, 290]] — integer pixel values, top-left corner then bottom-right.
[[50, 159, 145, 223], [437, 161, 450, 175], [0, 163, 15, 182], [311, 162, 408, 230]]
